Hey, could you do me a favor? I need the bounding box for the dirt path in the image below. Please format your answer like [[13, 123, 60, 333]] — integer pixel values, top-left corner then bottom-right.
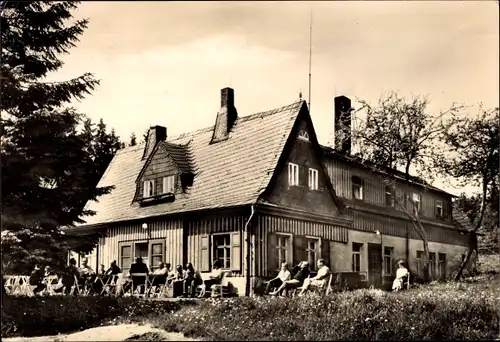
[[2, 324, 201, 342]]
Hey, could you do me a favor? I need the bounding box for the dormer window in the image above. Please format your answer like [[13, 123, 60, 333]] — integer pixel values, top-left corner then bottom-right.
[[298, 130, 310, 141], [162, 175, 175, 194], [143, 180, 155, 198]]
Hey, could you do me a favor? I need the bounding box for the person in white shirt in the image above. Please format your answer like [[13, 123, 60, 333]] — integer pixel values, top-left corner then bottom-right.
[[147, 262, 169, 296], [392, 260, 409, 291], [265, 262, 291, 294], [298, 259, 330, 296]]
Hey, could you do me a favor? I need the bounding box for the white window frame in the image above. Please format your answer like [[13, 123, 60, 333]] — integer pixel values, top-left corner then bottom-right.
[[352, 242, 363, 272], [308, 168, 319, 190], [383, 246, 394, 275], [305, 236, 321, 271], [436, 200, 443, 218], [212, 233, 232, 270], [352, 176, 363, 200], [143, 179, 155, 198], [412, 193, 421, 212], [288, 163, 299, 187], [297, 130, 310, 141], [275, 232, 293, 266], [162, 175, 175, 194]]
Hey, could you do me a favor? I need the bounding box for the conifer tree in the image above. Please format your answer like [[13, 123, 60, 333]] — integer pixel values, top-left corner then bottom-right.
[[0, 2, 114, 274]]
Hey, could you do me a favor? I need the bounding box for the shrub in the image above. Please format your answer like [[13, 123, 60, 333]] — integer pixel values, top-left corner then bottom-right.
[[1, 296, 183, 338], [150, 276, 500, 341]]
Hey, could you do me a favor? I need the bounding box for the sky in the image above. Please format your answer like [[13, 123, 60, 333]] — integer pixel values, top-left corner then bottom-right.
[[50, 1, 499, 197]]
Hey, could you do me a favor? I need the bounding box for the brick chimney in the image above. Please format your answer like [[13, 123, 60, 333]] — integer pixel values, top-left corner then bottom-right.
[[334, 95, 352, 155], [210, 87, 238, 144], [142, 125, 167, 160]]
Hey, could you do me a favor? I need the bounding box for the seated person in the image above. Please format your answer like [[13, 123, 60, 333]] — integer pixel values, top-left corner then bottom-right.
[[270, 261, 310, 296], [392, 260, 409, 291], [298, 259, 330, 296], [147, 262, 169, 296], [42, 266, 62, 293], [171, 265, 185, 297], [61, 258, 80, 295], [79, 258, 97, 294], [123, 257, 150, 295], [29, 265, 46, 295], [98, 264, 106, 275], [265, 262, 291, 295], [182, 262, 203, 298], [198, 260, 225, 298]]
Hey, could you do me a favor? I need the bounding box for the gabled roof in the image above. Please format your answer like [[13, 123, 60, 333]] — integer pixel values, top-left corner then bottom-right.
[[135, 141, 196, 184], [78, 101, 305, 226]]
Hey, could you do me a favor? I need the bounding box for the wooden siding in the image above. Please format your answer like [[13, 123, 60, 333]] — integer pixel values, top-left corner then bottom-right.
[[262, 116, 339, 217], [137, 146, 180, 200], [255, 215, 349, 277], [323, 157, 453, 222], [351, 211, 468, 247], [187, 216, 248, 275], [99, 220, 183, 269]]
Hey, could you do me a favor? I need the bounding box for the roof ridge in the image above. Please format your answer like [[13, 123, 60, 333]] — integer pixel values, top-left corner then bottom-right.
[[170, 100, 304, 142], [117, 100, 304, 152]]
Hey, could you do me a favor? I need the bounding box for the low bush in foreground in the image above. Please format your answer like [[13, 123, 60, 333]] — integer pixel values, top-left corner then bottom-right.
[[1, 296, 183, 338], [151, 275, 500, 341]]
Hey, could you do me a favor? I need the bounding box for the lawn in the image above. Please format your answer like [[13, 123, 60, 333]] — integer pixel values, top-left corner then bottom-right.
[[2, 273, 499, 341]]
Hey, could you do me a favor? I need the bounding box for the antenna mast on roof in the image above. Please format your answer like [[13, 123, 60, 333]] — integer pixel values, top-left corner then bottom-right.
[[308, 9, 313, 113]]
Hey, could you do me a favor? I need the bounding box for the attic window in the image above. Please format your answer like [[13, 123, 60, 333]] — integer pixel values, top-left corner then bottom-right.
[[143, 180, 155, 198], [162, 175, 175, 194], [298, 130, 310, 141]]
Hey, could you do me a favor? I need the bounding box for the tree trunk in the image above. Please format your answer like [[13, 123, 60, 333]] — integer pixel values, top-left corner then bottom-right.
[[454, 179, 487, 281]]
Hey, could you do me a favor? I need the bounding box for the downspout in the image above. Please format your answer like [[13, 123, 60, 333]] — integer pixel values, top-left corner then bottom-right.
[[244, 205, 256, 296], [406, 224, 410, 264]]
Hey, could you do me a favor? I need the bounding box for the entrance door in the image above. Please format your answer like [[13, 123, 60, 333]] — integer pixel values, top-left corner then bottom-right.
[[367, 243, 382, 288]]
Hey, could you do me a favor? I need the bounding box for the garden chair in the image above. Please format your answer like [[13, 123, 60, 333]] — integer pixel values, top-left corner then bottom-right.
[[69, 275, 82, 295], [149, 276, 171, 298], [18, 276, 36, 296], [130, 273, 149, 298], [44, 275, 61, 296], [101, 274, 122, 296], [4, 276, 17, 295], [210, 272, 231, 298]]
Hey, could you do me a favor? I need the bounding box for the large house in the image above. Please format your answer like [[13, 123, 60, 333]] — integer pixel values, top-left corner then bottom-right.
[[69, 87, 472, 295]]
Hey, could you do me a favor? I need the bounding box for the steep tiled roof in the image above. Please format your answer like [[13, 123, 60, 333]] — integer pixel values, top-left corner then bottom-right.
[[78, 101, 305, 226]]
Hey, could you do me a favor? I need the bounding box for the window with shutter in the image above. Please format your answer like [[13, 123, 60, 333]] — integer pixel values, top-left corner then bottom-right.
[[213, 234, 231, 270], [148, 239, 165, 271], [305, 236, 321, 271]]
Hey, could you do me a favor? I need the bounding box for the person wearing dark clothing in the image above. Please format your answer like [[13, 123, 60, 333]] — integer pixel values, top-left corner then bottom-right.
[[62, 258, 80, 295], [171, 265, 185, 297], [29, 265, 45, 295], [123, 257, 149, 295], [182, 263, 203, 298], [269, 261, 310, 296], [104, 260, 121, 275]]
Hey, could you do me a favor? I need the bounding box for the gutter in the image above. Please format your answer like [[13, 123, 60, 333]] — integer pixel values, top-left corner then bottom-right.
[[244, 205, 256, 296]]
